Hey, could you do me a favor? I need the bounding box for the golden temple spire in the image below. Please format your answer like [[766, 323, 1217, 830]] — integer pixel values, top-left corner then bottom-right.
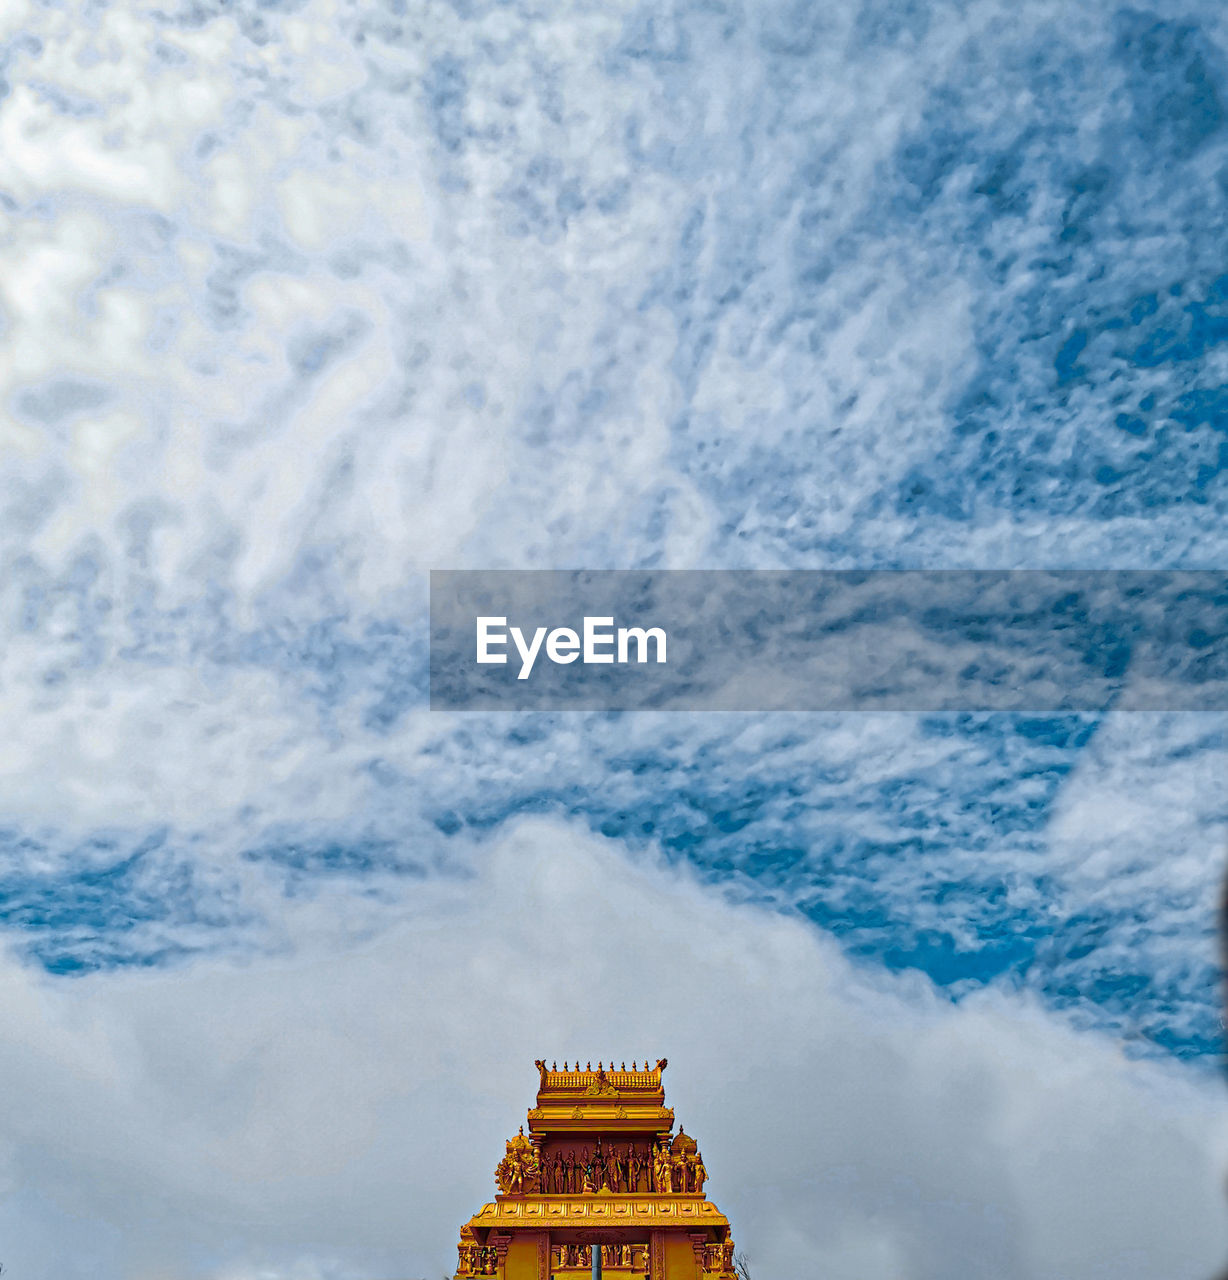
[[451, 1062, 738, 1279]]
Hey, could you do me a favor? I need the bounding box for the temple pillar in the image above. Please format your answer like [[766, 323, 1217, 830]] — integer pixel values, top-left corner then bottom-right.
[[650, 1230, 665, 1280], [688, 1233, 707, 1274], [492, 1233, 511, 1280]]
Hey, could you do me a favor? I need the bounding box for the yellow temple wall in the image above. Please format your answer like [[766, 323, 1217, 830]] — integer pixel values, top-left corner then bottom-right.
[[663, 1233, 699, 1280], [505, 1232, 546, 1280]]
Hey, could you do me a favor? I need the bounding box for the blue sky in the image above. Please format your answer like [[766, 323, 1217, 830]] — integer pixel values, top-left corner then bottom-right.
[[2, 0, 1228, 1277]]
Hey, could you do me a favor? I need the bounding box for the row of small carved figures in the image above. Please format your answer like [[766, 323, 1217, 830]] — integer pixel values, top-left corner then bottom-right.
[[497, 1142, 708, 1196], [456, 1242, 737, 1275], [551, 1244, 736, 1272], [457, 1243, 633, 1275], [554, 1244, 637, 1267]]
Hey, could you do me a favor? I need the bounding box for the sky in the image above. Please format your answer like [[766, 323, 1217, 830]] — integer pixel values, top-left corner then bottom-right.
[[2, 0, 1228, 1277]]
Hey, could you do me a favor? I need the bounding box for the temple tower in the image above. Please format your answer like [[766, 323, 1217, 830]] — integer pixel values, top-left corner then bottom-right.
[[452, 1059, 739, 1280]]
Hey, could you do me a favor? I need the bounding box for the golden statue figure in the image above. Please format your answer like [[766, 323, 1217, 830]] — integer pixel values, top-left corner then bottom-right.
[[494, 1126, 540, 1196], [653, 1140, 674, 1194]]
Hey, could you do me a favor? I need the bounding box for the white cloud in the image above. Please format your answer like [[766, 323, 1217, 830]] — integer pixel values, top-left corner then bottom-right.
[[0, 817, 1223, 1280], [3, 1, 1228, 1274]]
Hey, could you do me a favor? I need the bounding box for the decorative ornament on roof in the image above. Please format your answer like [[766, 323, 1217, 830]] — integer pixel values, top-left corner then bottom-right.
[[585, 1066, 619, 1097]]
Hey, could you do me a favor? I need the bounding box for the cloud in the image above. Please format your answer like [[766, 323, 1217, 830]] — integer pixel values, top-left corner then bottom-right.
[[0, 817, 1224, 1280], [7, 0, 1228, 631], [4, 0, 1228, 1272], [1, 0, 1226, 1055]]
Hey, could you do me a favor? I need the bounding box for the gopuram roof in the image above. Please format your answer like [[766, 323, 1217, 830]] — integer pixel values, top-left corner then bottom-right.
[[451, 1059, 740, 1279], [527, 1058, 672, 1132]]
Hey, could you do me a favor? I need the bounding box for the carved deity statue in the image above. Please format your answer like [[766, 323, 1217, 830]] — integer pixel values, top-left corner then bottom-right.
[[653, 1141, 673, 1193], [494, 1126, 540, 1195]]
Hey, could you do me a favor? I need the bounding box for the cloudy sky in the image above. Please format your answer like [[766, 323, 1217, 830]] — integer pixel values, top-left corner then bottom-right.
[[2, 0, 1228, 1277]]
